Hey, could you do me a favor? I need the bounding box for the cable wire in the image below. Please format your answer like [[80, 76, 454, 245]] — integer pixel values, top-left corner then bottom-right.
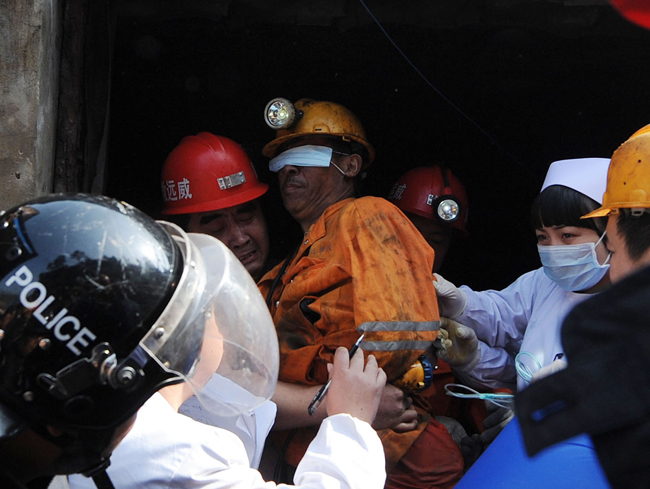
[[357, 0, 533, 176], [445, 383, 515, 409], [515, 351, 542, 384]]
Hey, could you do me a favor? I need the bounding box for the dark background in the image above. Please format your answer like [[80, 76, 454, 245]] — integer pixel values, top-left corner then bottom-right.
[[103, 0, 650, 290]]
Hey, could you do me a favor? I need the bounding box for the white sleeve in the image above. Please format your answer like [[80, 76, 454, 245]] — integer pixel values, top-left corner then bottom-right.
[[454, 341, 517, 391], [69, 403, 384, 489], [48, 476, 71, 489], [173, 414, 385, 489], [291, 414, 386, 489], [458, 269, 542, 353]]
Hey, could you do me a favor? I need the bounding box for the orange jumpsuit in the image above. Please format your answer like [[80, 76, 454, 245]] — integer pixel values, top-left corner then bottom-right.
[[259, 197, 463, 488]]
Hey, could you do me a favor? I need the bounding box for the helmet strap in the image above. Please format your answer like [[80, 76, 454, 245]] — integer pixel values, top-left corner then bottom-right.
[[40, 426, 117, 482], [91, 469, 116, 489]]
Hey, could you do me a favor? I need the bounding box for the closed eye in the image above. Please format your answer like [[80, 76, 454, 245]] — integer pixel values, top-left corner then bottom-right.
[[236, 213, 255, 224], [199, 213, 224, 226]]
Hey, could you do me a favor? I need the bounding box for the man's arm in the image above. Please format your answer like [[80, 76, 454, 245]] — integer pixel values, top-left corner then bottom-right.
[[272, 381, 418, 432], [271, 381, 326, 430], [267, 198, 440, 391], [346, 199, 441, 380]]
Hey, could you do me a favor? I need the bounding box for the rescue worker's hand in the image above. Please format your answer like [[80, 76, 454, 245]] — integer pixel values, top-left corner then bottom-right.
[[434, 317, 480, 372], [460, 434, 483, 469], [433, 273, 467, 319], [372, 384, 418, 433], [480, 403, 514, 447], [326, 347, 387, 425], [531, 357, 568, 383], [459, 404, 514, 468]]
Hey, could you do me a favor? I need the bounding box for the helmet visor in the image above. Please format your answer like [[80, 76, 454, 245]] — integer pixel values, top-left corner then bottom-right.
[[140, 227, 279, 416]]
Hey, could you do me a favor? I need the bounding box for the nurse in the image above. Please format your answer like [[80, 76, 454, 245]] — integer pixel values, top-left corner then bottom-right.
[[435, 157, 613, 488], [435, 157, 611, 391]]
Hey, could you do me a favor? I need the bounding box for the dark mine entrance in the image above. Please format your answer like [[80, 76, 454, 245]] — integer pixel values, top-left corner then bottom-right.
[[104, 1, 650, 289]]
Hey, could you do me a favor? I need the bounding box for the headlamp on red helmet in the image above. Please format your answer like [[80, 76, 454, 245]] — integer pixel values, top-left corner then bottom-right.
[[436, 197, 461, 223], [388, 165, 469, 234]]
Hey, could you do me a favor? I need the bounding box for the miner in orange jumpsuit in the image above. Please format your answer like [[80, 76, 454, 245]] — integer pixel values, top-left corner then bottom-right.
[[259, 98, 464, 489]]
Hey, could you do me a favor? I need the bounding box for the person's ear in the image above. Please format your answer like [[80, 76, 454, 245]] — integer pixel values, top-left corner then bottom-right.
[[344, 154, 362, 178]]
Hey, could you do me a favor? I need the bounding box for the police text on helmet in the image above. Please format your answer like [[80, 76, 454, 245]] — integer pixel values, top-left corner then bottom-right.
[[5, 265, 97, 355]]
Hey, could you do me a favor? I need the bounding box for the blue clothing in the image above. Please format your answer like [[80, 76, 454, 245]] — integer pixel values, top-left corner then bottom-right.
[[456, 416, 610, 489], [458, 268, 593, 391]]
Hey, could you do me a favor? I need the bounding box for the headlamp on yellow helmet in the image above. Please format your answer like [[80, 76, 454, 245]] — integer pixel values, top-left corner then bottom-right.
[[262, 97, 375, 168], [264, 98, 300, 130]]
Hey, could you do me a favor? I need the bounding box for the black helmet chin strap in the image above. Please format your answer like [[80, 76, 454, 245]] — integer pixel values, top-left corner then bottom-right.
[[77, 431, 118, 489], [91, 469, 116, 489], [43, 425, 118, 489]]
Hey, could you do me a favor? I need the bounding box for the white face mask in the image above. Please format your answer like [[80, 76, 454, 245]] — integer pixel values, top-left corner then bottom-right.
[[269, 145, 333, 172], [537, 231, 610, 292]]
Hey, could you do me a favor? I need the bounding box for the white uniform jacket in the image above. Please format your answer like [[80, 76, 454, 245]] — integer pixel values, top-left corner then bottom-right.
[[457, 268, 594, 391], [68, 393, 385, 489], [178, 374, 277, 469]]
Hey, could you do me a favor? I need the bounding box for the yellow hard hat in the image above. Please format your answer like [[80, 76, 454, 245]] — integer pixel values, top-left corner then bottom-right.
[[262, 98, 375, 167], [629, 123, 650, 139], [583, 123, 650, 218]]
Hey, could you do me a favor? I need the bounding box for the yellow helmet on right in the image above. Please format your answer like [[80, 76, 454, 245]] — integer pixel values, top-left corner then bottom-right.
[[583, 123, 650, 218]]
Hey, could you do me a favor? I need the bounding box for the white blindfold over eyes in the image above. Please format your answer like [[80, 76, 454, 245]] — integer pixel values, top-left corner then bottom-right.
[[268, 145, 334, 172]]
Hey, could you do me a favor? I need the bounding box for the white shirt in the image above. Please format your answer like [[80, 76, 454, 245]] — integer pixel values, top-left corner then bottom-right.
[[68, 393, 385, 489], [458, 267, 594, 391], [178, 374, 277, 469]]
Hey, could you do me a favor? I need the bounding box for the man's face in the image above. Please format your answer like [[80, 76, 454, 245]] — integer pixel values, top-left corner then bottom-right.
[[276, 138, 350, 229], [606, 213, 650, 282], [407, 213, 454, 273], [187, 200, 269, 280]]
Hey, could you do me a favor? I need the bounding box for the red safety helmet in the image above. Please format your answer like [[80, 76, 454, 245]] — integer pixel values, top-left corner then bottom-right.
[[161, 133, 268, 215], [388, 165, 469, 234], [608, 0, 650, 30]]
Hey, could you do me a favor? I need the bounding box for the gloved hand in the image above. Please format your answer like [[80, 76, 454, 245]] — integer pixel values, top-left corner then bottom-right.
[[434, 317, 480, 372], [433, 273, 467, 319], [480, 402, 514, 447], [435, 415, 469, 446], [456, 405, 514, 470], [460, 433, 483, 469], [531, 357, 568, 383]]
